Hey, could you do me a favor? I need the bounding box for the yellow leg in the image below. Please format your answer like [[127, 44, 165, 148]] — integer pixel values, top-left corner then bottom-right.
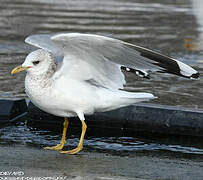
[[44, 117, 69, 151], [60, 120, 87, 154]]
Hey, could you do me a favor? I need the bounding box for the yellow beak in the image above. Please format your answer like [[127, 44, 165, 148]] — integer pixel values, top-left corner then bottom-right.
[[11, 65, 30, 75]]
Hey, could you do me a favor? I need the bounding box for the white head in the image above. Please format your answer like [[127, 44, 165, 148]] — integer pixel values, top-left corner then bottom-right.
[[11, 49, 57, 77]]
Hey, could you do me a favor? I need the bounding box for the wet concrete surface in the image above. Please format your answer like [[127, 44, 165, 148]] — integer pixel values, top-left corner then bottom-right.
[[0, 144, 203, 180]]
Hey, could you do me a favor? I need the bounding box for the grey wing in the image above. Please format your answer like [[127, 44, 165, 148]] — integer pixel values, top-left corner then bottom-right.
[[25, 34, 63, 62], [25, 33, 126, 89], [25, 33, 199, 90], [51, 33, 199, 79]]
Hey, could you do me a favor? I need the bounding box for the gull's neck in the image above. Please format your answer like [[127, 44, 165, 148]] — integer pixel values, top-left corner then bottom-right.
[[25, 72, 54, 108], [25, 64, 57, 101], [26, 73, 53, 88]]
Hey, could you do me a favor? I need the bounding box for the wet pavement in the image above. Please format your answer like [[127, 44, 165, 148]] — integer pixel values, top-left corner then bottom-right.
[[1, 121, 203, 155], [0, 0, 203, 179], [0, 144, 203, 180]]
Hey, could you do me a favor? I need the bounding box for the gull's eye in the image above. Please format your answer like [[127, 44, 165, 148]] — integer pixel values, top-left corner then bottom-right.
[[33, 61, 40, 65]]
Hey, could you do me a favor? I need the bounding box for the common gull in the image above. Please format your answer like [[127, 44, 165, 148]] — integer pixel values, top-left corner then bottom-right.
[[11, 33, 199, 154]]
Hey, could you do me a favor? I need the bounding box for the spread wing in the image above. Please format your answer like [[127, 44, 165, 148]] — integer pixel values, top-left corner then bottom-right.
[[25, 33, 199, 89], [25, 34, 63, 62]]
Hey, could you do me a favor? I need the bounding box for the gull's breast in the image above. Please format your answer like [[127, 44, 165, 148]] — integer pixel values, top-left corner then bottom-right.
[[25, 75, 96, 117]]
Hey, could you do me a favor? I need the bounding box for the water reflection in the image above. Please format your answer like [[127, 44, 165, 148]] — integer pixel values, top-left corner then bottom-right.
[[0, 0, 202, 106], [1, 122, 203, 155]]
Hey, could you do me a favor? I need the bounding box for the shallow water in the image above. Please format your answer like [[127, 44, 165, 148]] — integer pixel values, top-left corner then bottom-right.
[[0, 0, 203, 155], [1, 121, 203, 156]]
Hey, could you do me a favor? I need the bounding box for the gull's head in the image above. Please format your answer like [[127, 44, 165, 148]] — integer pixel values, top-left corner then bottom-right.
[[11, 49, 57, 76]]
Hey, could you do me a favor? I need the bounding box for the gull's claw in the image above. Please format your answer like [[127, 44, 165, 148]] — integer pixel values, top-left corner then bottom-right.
[[60, 145, 83, 154], [44, 141, 66, 151]]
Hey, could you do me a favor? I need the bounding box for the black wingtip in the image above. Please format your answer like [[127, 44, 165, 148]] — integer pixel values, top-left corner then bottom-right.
[[191, 72, 200, 79], [121, 66, 150, 79]]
